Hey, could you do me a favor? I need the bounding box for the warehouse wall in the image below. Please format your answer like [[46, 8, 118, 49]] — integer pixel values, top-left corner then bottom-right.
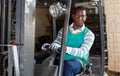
[[104, 0, 120, 73], [35, 7, 52, 38]]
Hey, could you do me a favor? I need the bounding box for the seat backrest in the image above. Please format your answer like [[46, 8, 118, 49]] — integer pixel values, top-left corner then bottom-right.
[[35, 54, 58, 76]]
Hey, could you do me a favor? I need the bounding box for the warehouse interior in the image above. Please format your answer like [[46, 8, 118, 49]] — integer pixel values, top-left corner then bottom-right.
[[0, 0, 120, 76]]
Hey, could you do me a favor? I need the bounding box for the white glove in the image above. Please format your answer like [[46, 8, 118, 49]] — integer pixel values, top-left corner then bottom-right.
[[41, 43, 50, 51]]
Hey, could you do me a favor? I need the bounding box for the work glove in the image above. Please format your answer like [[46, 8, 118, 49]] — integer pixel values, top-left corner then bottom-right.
[[57, 47, 61, 53], [41, 43, 50, 51]]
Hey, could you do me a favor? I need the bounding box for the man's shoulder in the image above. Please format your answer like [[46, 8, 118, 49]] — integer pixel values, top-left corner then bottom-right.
[[85, 28, 95, 37], [85, 28, 94, 34]]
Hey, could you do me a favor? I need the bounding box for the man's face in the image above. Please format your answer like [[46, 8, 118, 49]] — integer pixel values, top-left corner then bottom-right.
[[72, 10, 87, 26]]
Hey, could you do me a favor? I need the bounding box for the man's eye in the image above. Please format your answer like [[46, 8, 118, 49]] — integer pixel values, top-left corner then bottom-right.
[[75, 15, 84, 18], [75, 15, 80, 17]]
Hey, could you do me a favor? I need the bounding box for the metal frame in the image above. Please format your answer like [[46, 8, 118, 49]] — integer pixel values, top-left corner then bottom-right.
[[41, 0, 105, 76], [96, 0, 105, 76], [23, 0, 36, 76], [15, 0, 25, 75], [0, 0, 12, 75], [58, 0, 72, 76], [0, 0, 105, 76], [0, 0, 6, 51], [59, 0, 105, 76], [15, 0, 36, 76], [0, 45, 20, 76], [0, 0, 36, 76], [52, 17, 57, 40]]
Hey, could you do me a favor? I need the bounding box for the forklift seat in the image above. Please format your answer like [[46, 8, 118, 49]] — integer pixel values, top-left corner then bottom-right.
[[35, 53, 93, 76], [36, 45, 93, 76]]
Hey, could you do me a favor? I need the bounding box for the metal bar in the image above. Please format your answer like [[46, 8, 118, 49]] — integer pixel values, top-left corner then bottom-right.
[[97, 0, 105, 76], [2, 54, 8, 76], [58, 0, 72, 76], [0, 44, 23, 46], [7, 0, 12, 44], [20, 0, 25, 44], [12, 45, 20, 76], [16, 0, 21, 44], [0, 44, 13, 46], [7, 0, 12, 75], [0, 0, 6, 51], [23, 0, 36, 76], [52, 17, 57, 40], [0, 0, 1, 31], [0, 0, 1, 53], [0, 45, 20, 76], [19, 1, 25, 75], [16, 0, 25, 75], [0, 45, 13, 76], [8, 46, 13, 76]]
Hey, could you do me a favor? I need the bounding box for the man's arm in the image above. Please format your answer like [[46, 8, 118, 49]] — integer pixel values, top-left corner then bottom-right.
[[66, 30, 95, 57], [49, 28, 63, 51]]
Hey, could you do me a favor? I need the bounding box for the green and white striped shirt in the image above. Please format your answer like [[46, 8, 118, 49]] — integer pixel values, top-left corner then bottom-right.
[[49, 23, 95, 58]]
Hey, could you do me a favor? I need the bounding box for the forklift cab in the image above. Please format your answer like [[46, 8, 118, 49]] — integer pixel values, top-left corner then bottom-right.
[[35, 0, 105, 76], [0, 0, 105, 76]]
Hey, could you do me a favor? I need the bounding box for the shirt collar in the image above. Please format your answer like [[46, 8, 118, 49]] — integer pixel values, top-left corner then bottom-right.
[[69, 23, 85, 34]]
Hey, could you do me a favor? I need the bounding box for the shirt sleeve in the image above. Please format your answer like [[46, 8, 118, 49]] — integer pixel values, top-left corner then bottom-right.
[[66, 30, 95, 57], [49, 28, 63, 51]]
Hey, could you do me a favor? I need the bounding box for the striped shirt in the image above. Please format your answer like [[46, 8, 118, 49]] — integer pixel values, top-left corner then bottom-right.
[[49, 23, 95, 57]]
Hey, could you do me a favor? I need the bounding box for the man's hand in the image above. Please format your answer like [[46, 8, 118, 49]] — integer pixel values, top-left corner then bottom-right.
[[41, 43, 50, 51], [56, 47, 67, 53], [64, 47, 67, 52]]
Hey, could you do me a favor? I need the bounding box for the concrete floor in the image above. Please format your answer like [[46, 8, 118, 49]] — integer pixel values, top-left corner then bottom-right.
[[105, 67, 120, 76]]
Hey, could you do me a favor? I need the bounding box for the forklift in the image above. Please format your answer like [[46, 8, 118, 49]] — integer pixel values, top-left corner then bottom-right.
[[35, 0, 105, 76], [0, 0, 105, 76]]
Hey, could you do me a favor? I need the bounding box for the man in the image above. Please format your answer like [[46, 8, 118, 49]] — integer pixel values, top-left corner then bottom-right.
[[42, 6, 95, 76]]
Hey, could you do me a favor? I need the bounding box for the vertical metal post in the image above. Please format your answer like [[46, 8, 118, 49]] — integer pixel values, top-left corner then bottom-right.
[[7, 0, 11, 44], [16, 0, 22, 44], [0, 0, 1, 19], [58, 0, 72, 76], [0, 0, 6, 51], [0, 45, 20, 76], [0, 0, 1, 23], [16, 0, 25, 75], [12, 45, 20, 76], [23, 0, 36, 76], [0, 0, 1, 52], [7, 1, 12, 75], [97, 0, 105, 76], [52, 17, 57, 40], [7, 0, 12, 74], [8, 46, 13, 76], [15, 0, 36, 76]]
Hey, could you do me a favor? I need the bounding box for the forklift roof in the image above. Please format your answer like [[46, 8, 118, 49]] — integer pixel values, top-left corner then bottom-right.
[[37, 0, 94, 6], [37, 0, 92, 2]]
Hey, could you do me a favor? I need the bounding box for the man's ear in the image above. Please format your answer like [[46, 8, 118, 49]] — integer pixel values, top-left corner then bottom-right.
[[84, 15, 87, 21]]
